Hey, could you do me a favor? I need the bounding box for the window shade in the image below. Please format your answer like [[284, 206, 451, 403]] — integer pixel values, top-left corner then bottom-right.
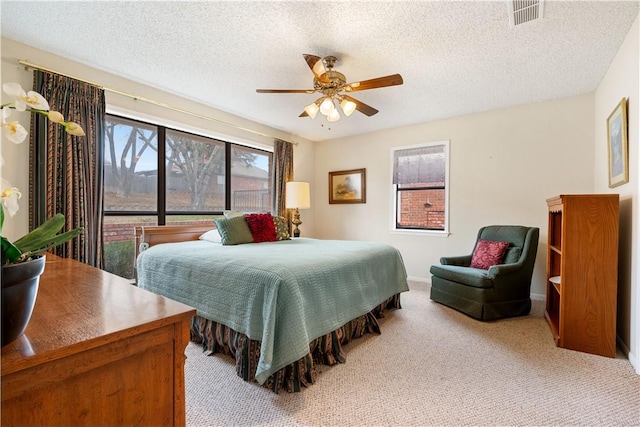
[[393, 144, 445, 185]]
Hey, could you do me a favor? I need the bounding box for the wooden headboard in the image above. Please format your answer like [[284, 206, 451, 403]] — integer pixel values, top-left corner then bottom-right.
[[134, 224, 213, 258], [133, 224, 213, 281]]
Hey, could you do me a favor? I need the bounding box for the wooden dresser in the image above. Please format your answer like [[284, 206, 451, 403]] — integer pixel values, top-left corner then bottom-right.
[[1, 255, 196, 426]]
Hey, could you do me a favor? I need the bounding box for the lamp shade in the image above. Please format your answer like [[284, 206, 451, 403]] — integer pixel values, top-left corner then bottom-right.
[[319, 97, 334, 116], [304, 102, 319, 119], [285, 181, 311, 209], [340, 98, 357, 116]]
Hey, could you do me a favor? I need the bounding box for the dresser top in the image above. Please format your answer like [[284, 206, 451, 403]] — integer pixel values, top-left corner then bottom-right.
[[1, 255, 195, 373]]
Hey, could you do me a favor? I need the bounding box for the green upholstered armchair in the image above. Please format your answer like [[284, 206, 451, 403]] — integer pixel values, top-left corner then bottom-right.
[[429, 225, 539, 320]]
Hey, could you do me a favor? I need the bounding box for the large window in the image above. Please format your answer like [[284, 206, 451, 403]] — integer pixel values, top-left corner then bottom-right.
[[391, 141, 449, 233], [103, 114, 273, 278]]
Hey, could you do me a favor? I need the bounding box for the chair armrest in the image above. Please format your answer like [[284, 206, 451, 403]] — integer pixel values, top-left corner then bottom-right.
[[440, 255, 472, 266], [487, 262, 523, 279]]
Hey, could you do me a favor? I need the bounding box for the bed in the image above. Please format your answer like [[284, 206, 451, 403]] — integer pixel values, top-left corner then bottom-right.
[[134, 222, 409, 392]]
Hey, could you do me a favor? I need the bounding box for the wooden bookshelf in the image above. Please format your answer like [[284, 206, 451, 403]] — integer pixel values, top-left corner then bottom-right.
[[544, 194, 619, 357]]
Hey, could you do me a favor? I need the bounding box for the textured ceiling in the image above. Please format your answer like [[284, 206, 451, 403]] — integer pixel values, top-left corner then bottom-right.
[[1, 1, 638, 142]]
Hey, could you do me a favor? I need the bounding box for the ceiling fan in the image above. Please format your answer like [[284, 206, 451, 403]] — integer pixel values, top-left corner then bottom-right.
[[256, 54, 403, 122]]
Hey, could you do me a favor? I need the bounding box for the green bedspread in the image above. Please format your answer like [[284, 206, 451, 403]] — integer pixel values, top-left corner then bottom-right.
[[136, 237, 409, 384]]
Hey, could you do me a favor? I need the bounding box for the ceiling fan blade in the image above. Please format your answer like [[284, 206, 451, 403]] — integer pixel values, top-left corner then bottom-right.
[[343, 74, 404, 92], [256, 89, 315, 94], [341, 95, 379, 116], [303, 54, 329, 84]]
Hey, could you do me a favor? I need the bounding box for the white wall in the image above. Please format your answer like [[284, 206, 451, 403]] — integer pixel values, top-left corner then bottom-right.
[[0, 40, 32, 241], [314, 94, 595, 298], [0, 38, 315, 240], [594, 14, 639, 372]]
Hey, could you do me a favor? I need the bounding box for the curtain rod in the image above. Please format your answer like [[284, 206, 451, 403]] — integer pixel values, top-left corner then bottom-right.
[[18, 59, 298, 146]]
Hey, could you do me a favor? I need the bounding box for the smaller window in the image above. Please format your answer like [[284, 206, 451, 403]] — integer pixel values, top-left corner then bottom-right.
[[391, 141, 449, 234]]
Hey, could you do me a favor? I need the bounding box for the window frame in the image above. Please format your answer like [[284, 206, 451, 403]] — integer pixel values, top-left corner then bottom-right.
[[103, 113, 274, 223], [390, 140, 450, 236]]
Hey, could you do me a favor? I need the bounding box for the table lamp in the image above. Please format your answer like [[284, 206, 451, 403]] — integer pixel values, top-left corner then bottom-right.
[[285, 181, 310, 237]]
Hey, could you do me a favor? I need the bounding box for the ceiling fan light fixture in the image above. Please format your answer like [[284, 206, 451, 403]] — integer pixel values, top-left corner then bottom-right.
[[340, 98, 357, 116], [256, 54, 403, 121], [327, 108, 340, 122], [304, 102, 319, 119], [319, 97, 334, 116]]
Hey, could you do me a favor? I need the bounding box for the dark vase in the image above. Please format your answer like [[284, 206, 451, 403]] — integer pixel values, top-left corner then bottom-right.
[[1, 255, 46, 347]]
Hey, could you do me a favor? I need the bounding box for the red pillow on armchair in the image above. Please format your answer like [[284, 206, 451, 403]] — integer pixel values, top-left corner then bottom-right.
[[470, 239, 509, 270]]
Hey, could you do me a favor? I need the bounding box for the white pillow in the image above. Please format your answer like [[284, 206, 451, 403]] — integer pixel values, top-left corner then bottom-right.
[[223, 210, 245, 218], [199, 229, 222, 243]]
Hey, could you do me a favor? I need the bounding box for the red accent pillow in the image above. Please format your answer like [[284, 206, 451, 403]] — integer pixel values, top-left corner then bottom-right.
[[470, 239, 509, 270], [244, 213, 277, 243]]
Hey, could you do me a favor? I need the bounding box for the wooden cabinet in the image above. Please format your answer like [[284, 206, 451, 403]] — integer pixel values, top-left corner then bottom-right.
[[545, 194, 619, 357], [1, 255, 196, 426]]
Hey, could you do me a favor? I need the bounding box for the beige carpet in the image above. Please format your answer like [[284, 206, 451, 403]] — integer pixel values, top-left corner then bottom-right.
[[184, 281, 640, 426]]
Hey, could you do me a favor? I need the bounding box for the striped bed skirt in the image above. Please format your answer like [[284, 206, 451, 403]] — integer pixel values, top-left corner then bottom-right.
[[190, 293, 402, 393]]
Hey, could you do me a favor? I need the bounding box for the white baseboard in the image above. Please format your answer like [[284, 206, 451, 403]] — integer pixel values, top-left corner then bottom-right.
[[617, 335, 630, 356], [616, 336, 639, 375], [628, 350, 640, 375]]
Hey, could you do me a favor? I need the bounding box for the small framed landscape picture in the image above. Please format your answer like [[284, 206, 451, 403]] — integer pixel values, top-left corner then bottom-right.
[[607, 98, 629, 188], [329, 168, 366, 204]]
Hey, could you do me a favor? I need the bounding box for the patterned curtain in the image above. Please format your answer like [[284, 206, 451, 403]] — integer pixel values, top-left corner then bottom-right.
[[272, 139, 293, 227], [30, 70, 105, 268]]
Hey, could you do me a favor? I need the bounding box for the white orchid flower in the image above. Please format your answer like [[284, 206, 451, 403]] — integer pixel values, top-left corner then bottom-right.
[[1, 178, 22, 217], [26, 91, 50, 110], [2, 82, 50, 111], [1, 107, 13, 122], [2, 121, 28, 144], [43, 111, 85, 135], [2, 83, 25, 110], [64, 121, 86, 136], [47, 110, 65, 123], [0, 82, 85, 145]]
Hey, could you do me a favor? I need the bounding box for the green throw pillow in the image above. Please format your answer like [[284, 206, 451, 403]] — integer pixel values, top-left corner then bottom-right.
[[214, 215, 254, 245]]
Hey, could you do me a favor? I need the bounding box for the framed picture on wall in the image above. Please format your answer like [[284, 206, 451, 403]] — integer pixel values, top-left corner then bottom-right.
[[329, 168, 366, 204], [607, 97, 629, 188]]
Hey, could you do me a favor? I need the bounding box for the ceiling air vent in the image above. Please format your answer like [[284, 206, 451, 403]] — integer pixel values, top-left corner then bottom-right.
[[508, 0, 544, 26]]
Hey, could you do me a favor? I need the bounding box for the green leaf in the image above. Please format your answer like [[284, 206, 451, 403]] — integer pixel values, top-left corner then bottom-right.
[[0, 204, 4, 234], [18, 228, 83, 260], [13, 214, 66, 251], [1, 236, 22, 264], [13, 214, 83, 258]]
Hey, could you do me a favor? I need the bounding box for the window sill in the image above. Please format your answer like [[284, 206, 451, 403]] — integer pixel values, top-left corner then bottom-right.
[[390, 229, 450, 237]]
